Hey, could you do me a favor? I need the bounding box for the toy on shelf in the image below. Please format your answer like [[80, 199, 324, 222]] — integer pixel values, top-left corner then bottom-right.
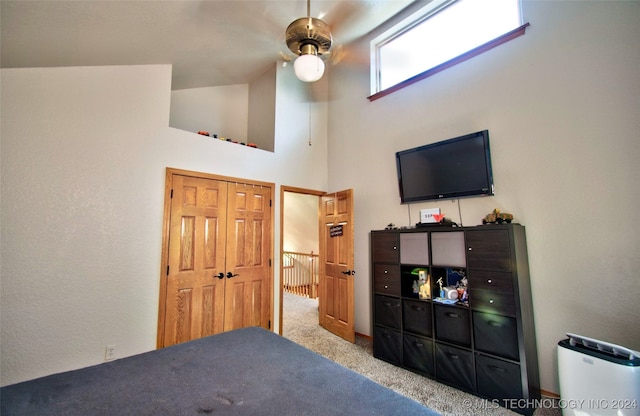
[[412, 269, 431, 300], [482, 208, 513, 224], [418, 270, 430, 300], [456, 276, 468, 303]]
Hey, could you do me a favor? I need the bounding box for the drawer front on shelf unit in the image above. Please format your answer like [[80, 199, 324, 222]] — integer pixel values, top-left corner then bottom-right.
[[473, 311, 519, 360], [403, 334, 434, 376], [372, 233, 399, 263], [469, 269, 514, 294], [465, 229, 511, 272], [403, 299, 432, 337], [476, 354, 523, 401], [373, 264, 401, 296], [374, 295, 401, 329], [469, 288, 516, 317], [434, 304, 471, 347], [374, 326, 402, 365], [435, 343, 475, 393]]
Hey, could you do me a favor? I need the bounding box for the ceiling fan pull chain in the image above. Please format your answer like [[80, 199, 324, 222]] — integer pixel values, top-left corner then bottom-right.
[[308, 102, 312, 146]]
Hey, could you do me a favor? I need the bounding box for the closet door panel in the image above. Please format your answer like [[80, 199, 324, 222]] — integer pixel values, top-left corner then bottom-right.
[[224, 183, 271, 332], [163, 176, 227, 347]]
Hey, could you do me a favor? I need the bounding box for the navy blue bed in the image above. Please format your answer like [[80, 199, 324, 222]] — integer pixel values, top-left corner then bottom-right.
[[1, 327, 440, 415]]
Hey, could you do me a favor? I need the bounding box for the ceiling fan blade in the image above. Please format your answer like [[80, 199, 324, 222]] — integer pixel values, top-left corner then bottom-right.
[[279, 50, 294, 62]]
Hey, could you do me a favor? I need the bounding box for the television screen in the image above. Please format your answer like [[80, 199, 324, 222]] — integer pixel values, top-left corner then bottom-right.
[[396, 130, 494, 203]]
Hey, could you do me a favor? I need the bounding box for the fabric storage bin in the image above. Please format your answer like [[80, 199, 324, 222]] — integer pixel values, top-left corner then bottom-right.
[[473, 311, 519, 360], [434, 304, 471, 347], [403, 334, 434, 376], [373, 326, 402, 365], [435, 343, 475, 393], [403, 299, 432, 337], [475, 353, 523, 399], [374, 295, 401, 329]]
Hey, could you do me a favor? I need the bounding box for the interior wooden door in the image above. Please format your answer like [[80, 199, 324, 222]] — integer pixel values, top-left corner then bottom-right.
[[163, 175, 228, 347], [319, 189, 355, 343], [223, 182, 271, 331], [158, 170, 273, 348]]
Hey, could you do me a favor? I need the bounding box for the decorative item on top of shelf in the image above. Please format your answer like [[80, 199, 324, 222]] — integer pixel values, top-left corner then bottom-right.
[[482, 208, 513, 224], [411, 269, 431, 300], [385, 223, 397, 230], [420, 208, 441, 224], [432, 213, 445, 222], [195, 132, 257, 148], [415, 214, 457, 228]]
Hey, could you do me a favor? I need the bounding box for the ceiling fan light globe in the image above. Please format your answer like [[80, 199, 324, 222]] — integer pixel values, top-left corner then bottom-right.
[[294, 54, 325, 82]]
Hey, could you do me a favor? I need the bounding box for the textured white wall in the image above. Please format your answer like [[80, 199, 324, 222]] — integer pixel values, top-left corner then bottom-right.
[[0, 63, 328, 386], [248, 64, 277, 151], [283, 192, 319, 254], [169, 84, 249, 141], [326, 0, 640, 394]]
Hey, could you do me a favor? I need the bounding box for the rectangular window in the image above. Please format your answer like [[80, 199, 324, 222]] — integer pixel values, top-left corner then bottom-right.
[[371, 0, 524, 97]]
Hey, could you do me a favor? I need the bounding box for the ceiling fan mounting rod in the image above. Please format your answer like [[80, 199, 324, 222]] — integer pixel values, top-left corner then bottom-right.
[[285, 0, 332, 57]]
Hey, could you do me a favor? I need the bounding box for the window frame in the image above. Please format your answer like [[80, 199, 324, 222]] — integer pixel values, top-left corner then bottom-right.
[[368, 0, 529, 102]]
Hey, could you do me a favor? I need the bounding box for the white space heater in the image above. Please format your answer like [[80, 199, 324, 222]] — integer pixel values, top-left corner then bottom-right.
[[558, 333, 640, 416]]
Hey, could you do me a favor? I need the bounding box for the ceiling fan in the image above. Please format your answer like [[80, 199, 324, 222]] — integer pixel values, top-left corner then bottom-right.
[[284, 0, 333, 82]]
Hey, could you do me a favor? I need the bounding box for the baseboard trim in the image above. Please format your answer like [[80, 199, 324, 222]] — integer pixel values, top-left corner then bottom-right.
[[541, 389, 560, 399], [356, 332, 372, 341]]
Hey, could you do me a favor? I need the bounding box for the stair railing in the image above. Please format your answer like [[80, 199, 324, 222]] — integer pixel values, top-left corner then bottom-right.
[[283, 251, 319, 298]]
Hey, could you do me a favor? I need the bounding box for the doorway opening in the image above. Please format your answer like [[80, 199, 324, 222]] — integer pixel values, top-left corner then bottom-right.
[[279, 186, 323, 335]]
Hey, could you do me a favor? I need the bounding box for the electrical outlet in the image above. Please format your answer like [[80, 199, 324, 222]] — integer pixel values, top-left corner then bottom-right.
[[105, 344, 116, 361]]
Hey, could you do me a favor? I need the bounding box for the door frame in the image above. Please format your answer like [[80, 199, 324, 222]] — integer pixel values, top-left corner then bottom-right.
[[279, 185, 325, 335], [157, 167, 275, 348]]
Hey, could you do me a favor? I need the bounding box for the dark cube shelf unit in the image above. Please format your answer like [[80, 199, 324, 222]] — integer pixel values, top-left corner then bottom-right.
[[371, 224, 540, 415]]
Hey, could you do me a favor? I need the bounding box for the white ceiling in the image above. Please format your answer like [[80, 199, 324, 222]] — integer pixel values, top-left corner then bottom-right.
[[1, 0, 415, 90]]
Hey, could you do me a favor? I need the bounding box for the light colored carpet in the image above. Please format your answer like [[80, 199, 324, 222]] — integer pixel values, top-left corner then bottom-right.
[[282, 292, 561, 416]]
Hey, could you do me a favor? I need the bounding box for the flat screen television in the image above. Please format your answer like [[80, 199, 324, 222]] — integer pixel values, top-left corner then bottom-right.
[[396, 130, 494, 203]]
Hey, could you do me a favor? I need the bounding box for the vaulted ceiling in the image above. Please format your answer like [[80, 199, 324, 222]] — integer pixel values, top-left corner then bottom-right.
[[1, 0, 415, 90]]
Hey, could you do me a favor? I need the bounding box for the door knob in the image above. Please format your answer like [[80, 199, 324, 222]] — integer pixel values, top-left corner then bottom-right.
[[341, 270, 355, 275], [226, 272, 239, 278], [216, 273, 224, 279]]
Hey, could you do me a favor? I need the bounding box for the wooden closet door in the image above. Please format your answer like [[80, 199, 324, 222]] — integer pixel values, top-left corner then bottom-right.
[[223, 183, 271, 331], [163, 175, 228, 347]]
